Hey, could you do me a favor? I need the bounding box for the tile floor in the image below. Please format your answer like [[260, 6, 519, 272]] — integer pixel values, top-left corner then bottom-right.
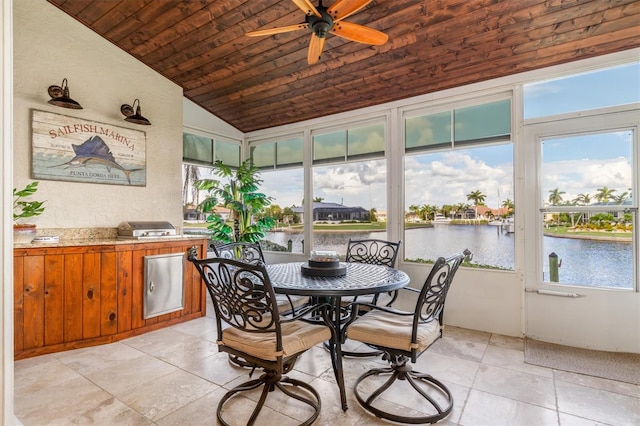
[[14, 306, 640, 426]]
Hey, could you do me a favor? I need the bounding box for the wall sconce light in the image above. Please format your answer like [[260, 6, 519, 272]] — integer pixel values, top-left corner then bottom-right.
[[47, 78, 82, 109], [120, 99, 151, 125]]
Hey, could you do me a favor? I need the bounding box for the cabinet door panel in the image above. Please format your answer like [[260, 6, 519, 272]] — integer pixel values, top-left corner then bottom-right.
[[82, 253, 101, 339], [14, 256, 25, 353], [64, 254, 83, 342], [117, 251, 133, 333], [101, 252, 118, 336], [23, 256, 45, 349], [44, 254, 64, 345]]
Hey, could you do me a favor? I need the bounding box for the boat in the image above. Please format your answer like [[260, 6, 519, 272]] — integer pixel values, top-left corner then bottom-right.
[[432, 214, 451, 224]]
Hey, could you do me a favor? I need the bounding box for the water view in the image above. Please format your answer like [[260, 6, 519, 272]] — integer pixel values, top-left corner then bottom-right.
[[265, 224, 634, 289]]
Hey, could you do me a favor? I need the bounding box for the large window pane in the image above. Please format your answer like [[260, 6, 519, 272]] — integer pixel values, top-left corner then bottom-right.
[[403, 143, 514, 269], [260, 167, 305, 253], [540, 131, 634, 288], [312, 159, 387, 255], [524, 62, 640, 119]]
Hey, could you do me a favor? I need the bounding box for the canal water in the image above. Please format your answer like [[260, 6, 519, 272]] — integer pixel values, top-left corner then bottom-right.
[[265, 224, 634, 289]]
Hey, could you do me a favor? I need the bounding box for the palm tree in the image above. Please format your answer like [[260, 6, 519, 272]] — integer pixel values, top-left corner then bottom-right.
[[466, 190, 486, 219], [572, 193, 592, 205], [182, 164, 201, 206], [195, 160, 276, 243], [613, 191, 629, 204], [502, 198, 514, 216], [595, 186, 616, 203], [548, 188, 566, 205]]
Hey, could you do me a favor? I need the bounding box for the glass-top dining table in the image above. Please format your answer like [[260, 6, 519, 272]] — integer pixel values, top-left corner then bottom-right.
[[266, 261, 410, 411]]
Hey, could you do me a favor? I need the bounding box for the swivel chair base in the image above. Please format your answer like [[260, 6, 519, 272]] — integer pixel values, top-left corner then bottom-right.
[[353, 356, 453, 424], [218, 371, 321, 426]]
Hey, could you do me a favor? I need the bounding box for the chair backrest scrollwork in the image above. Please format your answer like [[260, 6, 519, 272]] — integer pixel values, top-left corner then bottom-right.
[[413, 249, 471, 333], [211, 242, 265, 265], [346, 239, 402, 267]]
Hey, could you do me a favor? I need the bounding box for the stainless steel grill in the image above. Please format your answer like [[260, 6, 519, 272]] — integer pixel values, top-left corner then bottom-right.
[[117, 221, 179, 240]]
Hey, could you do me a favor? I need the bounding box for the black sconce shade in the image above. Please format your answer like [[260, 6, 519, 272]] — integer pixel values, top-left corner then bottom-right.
[[121, 99, 151, 125], [48, 78, 82, 109]]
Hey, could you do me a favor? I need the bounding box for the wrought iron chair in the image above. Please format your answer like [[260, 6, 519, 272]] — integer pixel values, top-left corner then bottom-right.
[[338, 238, 402, 357], [210, 242, 310, 368], [345, 249, 471, 424], [188, 251, 331, 426]]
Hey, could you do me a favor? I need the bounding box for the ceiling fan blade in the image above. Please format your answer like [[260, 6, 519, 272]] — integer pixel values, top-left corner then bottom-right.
[[327, 0, 372, 21], [291, 0, 322, 17], [307, 33, 326, 64], [246, 23, 308, 37], [331, 21, 388, 45]]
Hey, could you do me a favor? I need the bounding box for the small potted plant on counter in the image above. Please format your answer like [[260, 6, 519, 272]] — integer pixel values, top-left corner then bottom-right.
[[13, 181, 46, 243]]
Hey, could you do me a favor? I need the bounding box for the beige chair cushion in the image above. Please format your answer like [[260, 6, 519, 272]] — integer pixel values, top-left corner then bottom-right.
[[222, 321, 331, 361], [347, 309, 441, 353], [276, 294, 309, 312]]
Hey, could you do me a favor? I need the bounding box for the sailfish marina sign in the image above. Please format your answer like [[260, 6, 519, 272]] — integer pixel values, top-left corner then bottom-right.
[[32, 109, 146, 186]]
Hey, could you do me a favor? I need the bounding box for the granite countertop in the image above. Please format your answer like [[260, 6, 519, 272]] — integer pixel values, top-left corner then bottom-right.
[[13, 235, 208, 249], [13, 227, 209, 249]]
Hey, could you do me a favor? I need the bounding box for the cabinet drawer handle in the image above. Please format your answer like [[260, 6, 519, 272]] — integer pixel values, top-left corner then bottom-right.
[[149, 282, 154, 293], [87, 289, 94, 299]]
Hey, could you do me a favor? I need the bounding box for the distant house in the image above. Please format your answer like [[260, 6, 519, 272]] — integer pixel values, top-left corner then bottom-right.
[[292, 202, 370, 223], [183, 205, 231, 221]]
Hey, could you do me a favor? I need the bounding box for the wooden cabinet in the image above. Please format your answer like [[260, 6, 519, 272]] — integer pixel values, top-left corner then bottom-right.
[[13, 238, 208, 360]]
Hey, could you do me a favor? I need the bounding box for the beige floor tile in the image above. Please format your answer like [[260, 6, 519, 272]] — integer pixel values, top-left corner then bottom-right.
[[483, 343, 555, 378], [84, 354, 178, 397], [460, 389, 559, 426], [55, 342, 148, 375], [155, 387, 228, 425], [472, 364, 556, 409], [556, 380, 640, 426], [554, 369, 640, 398], [489, 333, 525, 350], [429, 334, 489, 362], [413, 350, 481, 388], [118, 369, 219, 422], [14, 356, 81, 393]]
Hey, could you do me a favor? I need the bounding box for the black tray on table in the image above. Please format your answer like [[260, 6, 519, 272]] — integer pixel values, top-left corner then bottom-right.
[[301, 261, 347, 277]]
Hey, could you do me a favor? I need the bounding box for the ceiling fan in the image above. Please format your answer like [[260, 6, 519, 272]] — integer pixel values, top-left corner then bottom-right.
[[246, 0, 388, 65]]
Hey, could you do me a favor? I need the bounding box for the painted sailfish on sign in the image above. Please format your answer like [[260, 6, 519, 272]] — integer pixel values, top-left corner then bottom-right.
[[53, 136, 142, 184]]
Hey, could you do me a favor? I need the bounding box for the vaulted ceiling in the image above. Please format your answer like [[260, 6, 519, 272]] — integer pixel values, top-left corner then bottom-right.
[[47, 0, 640, 133]]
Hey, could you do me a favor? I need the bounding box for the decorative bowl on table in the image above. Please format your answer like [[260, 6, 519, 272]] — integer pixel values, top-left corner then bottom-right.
[[301, 251, 347, 277]]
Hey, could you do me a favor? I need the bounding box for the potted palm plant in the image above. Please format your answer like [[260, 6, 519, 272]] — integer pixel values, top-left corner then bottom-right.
[[13, 181, 46, 243], [195, 160, 276, 244]]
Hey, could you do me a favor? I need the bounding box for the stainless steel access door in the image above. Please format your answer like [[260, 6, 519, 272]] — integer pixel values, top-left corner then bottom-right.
[[143, 252, 185, 319]]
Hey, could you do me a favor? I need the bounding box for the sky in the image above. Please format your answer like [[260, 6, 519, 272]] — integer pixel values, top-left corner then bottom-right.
[[191, 62, 638, 213]]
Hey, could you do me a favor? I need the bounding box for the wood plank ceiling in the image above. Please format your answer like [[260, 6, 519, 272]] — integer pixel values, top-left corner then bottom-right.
[[46, 0, 640, 133]]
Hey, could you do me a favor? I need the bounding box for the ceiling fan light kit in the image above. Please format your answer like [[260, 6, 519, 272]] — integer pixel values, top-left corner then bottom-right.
[[246, 0, 388, 65]]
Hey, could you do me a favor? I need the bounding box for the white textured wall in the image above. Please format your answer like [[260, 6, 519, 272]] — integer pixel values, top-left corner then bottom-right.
[[13, 0, 184, 229]]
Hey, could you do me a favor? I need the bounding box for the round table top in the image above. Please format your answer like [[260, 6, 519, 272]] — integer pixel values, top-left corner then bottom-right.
[[267, 262, 410, 297]]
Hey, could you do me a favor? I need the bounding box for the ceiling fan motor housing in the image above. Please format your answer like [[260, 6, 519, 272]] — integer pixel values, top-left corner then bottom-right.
[[306, 6, 334, 38]]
